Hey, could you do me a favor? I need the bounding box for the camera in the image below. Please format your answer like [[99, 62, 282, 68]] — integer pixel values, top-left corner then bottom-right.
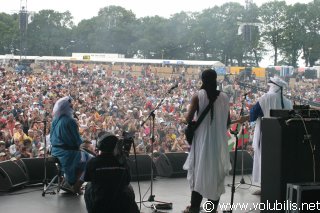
[[116, 131, 135, 158], [96, 130, 135, 164]]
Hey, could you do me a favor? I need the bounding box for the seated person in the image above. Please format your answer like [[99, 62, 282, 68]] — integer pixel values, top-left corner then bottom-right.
[[84, 131, 139, 213], [50, 96, 85, 194]]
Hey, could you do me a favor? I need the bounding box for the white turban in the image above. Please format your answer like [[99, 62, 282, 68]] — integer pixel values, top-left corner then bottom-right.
[[52, 96, 73, 118], [267, 76, 287, 94], [267, 76, 287, 108]]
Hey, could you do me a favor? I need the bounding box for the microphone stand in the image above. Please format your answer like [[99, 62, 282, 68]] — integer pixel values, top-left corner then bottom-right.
[[41, 111, 61, 196], [224, 94, 248, 213], [237, 94, 250, 188], [138, 87, 173, 211], [40, 118, 53, 195], [224, 122, 239, 213], [236, 92, 259, 189]]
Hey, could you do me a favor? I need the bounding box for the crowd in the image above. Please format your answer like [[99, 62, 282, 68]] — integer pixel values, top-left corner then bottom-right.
[[0, 61, 319, 163]]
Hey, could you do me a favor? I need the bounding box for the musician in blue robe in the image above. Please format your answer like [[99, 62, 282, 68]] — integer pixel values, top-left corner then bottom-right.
[[50, 96, 84, 194]]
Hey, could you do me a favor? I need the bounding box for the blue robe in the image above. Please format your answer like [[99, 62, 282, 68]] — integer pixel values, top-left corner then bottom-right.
[[51, 115, 83, 185]]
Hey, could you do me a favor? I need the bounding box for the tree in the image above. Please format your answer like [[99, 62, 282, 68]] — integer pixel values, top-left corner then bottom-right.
[[259, 1, 287, 66], [187, 8, 221, 61], [1, 2, 320, 68], [0, 13, 19, 55], [88, 6, 138, 56], [72, 19, 96, 53], [214, 2, 247, 66], [280, 3, 308, 67], [303, 0, 320, 66], [26, 10, 74, 56], [132, 16, 168, 58], [163, 12, 194, 59]]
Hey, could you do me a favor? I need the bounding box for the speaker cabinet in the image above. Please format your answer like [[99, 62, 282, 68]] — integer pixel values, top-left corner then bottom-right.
[[154, 152, 188, 178], [17, 158, 58, 184], [19, 11, 28, 32], [0, 160, 28, 191], [127, 154, 156, 181], [229, 150, 253, 175], [261, 118, 320, 212]]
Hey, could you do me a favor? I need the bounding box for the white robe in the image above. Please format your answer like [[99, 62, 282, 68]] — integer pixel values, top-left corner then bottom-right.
[[252, 92, 293, 184], [183, 89, 231, 200]]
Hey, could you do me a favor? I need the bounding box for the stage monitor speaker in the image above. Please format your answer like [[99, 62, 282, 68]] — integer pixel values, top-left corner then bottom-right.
[[17, 158, 57, 184], [229, 150, 253, 175], [127, 154, 156, 181], [154, 152, 188, 178], [261, 117, 320, 212], [0, 160, 28, 191]]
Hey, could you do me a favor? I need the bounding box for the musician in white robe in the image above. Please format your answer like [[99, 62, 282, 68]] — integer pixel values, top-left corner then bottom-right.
[[240, 76, 293, 195], [183, 69, 233, 213]]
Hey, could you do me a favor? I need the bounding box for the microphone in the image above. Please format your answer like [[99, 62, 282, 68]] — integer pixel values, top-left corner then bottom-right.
[[168, 83, 178, 93]]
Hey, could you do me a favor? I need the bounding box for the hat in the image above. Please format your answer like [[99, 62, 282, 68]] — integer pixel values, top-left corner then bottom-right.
[[0, 152, 6, 157], [0, 141, 5, 145], [15, 122, 21, 126], [268, 76, 287, 108], [96, 131, 118, 152], [268, 76, 287, 88]]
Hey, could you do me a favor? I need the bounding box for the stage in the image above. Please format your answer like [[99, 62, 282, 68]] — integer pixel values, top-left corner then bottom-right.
[[0, 175, 260, 213]]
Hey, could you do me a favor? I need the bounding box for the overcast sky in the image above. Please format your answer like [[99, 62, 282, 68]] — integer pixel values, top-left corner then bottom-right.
[[0, 0, 314, 66], [0, 0, 314, 24]]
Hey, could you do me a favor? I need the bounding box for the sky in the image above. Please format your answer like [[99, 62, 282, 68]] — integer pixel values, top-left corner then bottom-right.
[[0, 0, 314, 24], [0, 0, 314, 66]]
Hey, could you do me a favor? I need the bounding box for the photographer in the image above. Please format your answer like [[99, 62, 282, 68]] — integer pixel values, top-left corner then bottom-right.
[[84, 131, 139, 213]]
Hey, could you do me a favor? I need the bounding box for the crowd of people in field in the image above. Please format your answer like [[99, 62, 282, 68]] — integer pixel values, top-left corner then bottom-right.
[[0, 61, 319, 163]]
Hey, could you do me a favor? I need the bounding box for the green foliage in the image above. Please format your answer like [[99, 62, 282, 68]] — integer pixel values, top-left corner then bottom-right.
[[0, 13, 19, 54], [26, 10, 74, 56], [89, 6, 138, 56], [259, 1, 288, 66], [1, 2, 320, 67], [280, 3, 307, 67]]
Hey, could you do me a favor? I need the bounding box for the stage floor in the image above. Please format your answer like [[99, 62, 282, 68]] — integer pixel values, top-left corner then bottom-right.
[[0, 175, 260, 213]]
